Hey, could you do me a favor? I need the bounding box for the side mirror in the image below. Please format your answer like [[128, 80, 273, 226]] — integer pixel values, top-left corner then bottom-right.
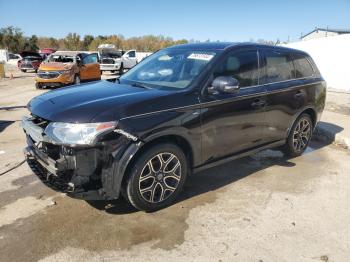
[[208, 76, 240, 94]]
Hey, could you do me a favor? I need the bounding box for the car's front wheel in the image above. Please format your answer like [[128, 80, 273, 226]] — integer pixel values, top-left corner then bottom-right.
[[118, 63, 124, 75], [35, 82, 42, 89], [282, 113, 313, 157], [125, 143, 187, 212]]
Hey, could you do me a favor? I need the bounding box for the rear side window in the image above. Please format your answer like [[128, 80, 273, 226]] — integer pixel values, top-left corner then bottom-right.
[[293, 54, 314, 78], [263, 50, 294, 83], [214, 50, 259, 87]]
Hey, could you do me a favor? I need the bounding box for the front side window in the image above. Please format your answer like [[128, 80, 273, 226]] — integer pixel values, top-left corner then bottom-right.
[[293, 54, 314, 78], [83, 54, 98, 64], [128, 51, 136, 58], [120, 49, 218, 89], [214, 50, 259, 87], [263, 50, 294, 84]]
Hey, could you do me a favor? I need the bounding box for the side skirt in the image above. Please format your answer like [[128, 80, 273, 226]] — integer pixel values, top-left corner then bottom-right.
[[193, 139, 286, 173]]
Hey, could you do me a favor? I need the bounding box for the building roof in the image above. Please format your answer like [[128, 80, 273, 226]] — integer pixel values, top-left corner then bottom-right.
[[301, 28, 350, 39]]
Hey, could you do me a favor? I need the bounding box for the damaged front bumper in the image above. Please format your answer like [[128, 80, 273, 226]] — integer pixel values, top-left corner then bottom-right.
[[22, 116, 141, 200]]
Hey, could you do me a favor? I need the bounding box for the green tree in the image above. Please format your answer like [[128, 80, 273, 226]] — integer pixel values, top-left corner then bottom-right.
[[23, 35, 39, 51], [64, 33, 81, 50], [0, 26, 25, 53], [82, 35, 94, 50], [49, 37, 59, 50]]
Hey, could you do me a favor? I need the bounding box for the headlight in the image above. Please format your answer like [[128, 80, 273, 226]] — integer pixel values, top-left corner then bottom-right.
[[44, 122, 116, 145], [57, 70, 71, 75]]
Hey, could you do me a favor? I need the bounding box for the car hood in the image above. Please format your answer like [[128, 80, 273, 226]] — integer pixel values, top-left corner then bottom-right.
[[28, 80, 173, 123], [39, 62, 74, 71], [21, 51, 41, 58]]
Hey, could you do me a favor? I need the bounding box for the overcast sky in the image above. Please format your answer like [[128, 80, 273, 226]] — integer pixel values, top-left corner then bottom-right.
[[1, 0, 349, 42]]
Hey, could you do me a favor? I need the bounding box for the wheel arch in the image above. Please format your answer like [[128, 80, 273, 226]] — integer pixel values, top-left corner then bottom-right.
[[287, 106, 318, 137], [121, 134, 194, 189]]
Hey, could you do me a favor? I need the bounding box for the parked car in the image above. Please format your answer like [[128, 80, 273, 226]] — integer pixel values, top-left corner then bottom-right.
[[7, 53, 22, 65], [98, 44, 152, 74], [18, 51, 43, 72], [22, 43, 326, 212], [39, 48, 56, 56], [35, 51, 101, 89]]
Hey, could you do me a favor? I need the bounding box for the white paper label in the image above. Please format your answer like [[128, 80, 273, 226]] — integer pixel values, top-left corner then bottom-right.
[[187, 53, 214, 61]]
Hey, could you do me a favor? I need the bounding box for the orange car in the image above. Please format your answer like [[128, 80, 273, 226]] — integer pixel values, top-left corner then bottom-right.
[[35, 51, 101, 89]]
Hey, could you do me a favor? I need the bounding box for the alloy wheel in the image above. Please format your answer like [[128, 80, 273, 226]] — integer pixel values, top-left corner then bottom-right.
[[292, 118, 311, 152], [138, 152, 181, 203]]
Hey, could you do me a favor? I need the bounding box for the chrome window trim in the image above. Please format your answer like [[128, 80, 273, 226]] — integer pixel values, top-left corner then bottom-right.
[[121, 79, 324, 120]]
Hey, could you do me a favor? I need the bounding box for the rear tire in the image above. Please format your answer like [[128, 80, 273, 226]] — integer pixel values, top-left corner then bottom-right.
[[125, 143, 187, 212], [282, 113, 313, 157]]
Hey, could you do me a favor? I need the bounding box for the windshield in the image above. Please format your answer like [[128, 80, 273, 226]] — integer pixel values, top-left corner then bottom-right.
[[120, 49, 217, 89], [46, 55, 75, 63]]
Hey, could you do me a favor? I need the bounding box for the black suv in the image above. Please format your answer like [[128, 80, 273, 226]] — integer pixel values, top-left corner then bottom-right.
[[22, 43, 326, 211]]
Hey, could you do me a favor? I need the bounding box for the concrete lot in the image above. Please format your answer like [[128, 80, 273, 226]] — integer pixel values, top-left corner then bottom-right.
[[0, 69, 350, 262]]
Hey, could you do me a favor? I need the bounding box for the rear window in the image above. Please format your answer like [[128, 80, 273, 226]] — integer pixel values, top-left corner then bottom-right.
[[263, 50, 294, 83], [293, 54, 314, 78]]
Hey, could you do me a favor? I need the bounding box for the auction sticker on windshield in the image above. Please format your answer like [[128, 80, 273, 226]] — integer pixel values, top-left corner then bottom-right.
[[187, 53, 214, 61]]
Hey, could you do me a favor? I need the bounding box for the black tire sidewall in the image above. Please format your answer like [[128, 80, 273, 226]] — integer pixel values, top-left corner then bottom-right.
[[119, 63, 123, 75], [126, 143, 188, 212]]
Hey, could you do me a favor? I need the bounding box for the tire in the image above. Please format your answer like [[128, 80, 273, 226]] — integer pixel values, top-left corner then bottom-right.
[[74, 75, 81, 85], [35, 83, 42, 89], [125, 143, 188, 212], [282, 113, 313, 157], [21, 69, 26, 72], [118, 63, 124, 75]]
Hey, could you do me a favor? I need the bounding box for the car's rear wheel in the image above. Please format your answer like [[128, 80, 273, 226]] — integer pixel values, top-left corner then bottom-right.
[[125, 143, 187, 212], [74, 75, 80, 85], [282, 113, 313, 157]]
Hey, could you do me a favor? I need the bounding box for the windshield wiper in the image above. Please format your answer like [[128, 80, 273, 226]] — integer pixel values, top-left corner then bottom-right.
[[131, 82, 151, 89]]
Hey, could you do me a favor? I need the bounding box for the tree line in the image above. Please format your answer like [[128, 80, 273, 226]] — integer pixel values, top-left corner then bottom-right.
[[0, 26, 188, 53], [0, 26, 279, 54]]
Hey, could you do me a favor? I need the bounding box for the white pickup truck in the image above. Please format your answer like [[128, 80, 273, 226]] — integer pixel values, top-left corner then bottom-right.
[[98, 44, 152, 74]]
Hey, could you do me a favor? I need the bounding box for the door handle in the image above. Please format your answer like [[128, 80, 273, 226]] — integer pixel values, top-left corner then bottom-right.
[[294, 90, 304, 98], [251, 99, 266, 108]]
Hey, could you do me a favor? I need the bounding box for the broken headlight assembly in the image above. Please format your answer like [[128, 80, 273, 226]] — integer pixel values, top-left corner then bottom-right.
[[44, 121, 116, 145]]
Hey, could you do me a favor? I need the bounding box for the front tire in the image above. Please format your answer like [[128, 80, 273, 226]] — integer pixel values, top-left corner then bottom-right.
[[21, 69, 26, 72], [35, 82, 42, 89], [125, 143, 187, 212], [118, 63, 124, 75], [282, 113, 313, 157]]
